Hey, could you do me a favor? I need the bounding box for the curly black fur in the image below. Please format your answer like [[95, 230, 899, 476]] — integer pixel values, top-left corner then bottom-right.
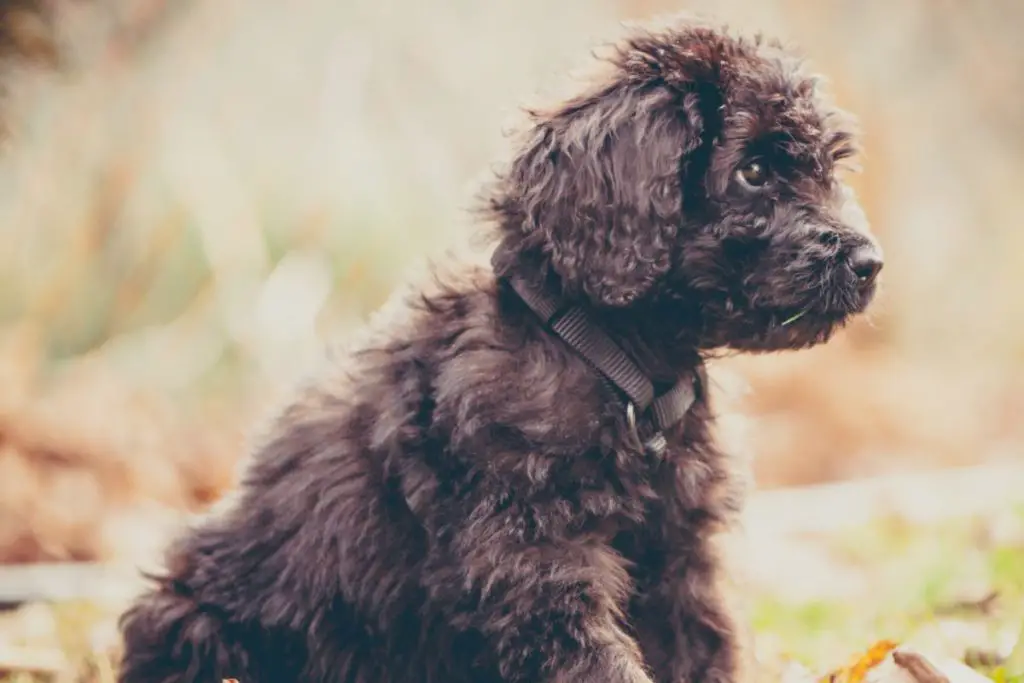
[[117, 16, 882, 683]]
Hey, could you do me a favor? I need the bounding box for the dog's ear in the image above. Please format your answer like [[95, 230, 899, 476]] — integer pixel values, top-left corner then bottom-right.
[[490, 76, 706, 307]]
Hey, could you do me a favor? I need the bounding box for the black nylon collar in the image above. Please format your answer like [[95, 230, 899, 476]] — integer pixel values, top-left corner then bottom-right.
[[499, 268, 701, 458]]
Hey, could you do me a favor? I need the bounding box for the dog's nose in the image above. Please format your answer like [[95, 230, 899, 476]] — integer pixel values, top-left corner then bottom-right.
[[849, 243, 883, 288]]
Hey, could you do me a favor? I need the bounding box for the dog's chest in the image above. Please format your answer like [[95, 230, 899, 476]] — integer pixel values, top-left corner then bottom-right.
[[604, 435, 715, 543], [602, 502, 672, 594], [560, 418, 719, 566]]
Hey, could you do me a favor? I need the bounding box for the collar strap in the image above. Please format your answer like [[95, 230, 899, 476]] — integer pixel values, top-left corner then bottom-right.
[[501, 271, 700, 457]]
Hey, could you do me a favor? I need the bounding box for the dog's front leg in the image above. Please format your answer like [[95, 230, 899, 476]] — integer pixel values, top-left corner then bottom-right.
[[632, 516, 740, 683], [431, 498, 654, 683]]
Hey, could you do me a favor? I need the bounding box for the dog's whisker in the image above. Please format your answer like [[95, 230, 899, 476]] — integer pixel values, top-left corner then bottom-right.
[[780, 309, 809, 327]]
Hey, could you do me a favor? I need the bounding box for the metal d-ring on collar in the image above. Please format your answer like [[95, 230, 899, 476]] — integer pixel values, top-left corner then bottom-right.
[[497, 264, 701, 459], [625, 401, 669, 456], [625, 401, 658, 456]]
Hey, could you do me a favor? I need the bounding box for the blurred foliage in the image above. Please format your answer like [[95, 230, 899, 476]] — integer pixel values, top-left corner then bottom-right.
[[1, 6, 1023, 681], [0, 0, 1020, 561]]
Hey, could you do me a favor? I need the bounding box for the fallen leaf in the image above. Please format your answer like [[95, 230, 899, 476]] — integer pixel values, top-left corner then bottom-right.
[[821, 640, 900, 683]]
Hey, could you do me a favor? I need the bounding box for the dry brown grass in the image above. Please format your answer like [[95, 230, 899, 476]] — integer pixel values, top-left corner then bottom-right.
[[0, 326, 241, 564]]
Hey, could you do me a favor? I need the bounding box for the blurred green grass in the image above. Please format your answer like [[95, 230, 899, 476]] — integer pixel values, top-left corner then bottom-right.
[[751, 507, 1024, 673]]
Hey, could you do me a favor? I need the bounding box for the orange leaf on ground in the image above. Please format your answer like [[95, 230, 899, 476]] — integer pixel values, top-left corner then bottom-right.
[[821, 640, 901, 683]]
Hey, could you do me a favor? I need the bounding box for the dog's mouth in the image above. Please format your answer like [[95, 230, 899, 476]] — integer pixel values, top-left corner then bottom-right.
[[775, 295, 871, 328], [693, 247, 883, 352], [773, 286, 872, 330], [771, 305, 849, 329], [704, 302, 854, 353], [779, 257, 881, 323], [731, 307, 849, 351], [742, 284, 875, 349]]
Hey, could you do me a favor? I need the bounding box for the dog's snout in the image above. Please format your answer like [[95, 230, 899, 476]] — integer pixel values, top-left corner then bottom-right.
[[849, 242, 884, 288]]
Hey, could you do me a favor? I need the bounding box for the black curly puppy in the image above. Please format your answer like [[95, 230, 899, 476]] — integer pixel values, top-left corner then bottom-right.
[[117, 15, 882, 683]]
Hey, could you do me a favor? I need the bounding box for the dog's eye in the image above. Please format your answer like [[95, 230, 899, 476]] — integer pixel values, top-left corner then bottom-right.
[[736, 160, 770, 189]]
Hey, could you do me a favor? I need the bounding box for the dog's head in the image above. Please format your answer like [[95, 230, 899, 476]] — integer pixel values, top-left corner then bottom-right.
[[487, 17, 883, 353]]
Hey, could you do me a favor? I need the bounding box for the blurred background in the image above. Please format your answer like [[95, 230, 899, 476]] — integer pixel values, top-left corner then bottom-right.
[[0, 0, 1022, 679]]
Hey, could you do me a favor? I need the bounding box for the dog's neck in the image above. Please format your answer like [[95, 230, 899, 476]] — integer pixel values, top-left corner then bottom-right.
[[493, 255, 705, 458], [491, 247, 704, 379], [594, 303, 705, 385]]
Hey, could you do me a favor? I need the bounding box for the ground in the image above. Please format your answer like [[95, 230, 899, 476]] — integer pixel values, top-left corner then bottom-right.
[[749, 506, 1024, 681], [0, 488, 1021, 683]]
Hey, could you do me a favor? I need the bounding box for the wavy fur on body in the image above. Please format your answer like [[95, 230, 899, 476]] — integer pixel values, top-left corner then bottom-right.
[[118, 15, 882, 683]]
